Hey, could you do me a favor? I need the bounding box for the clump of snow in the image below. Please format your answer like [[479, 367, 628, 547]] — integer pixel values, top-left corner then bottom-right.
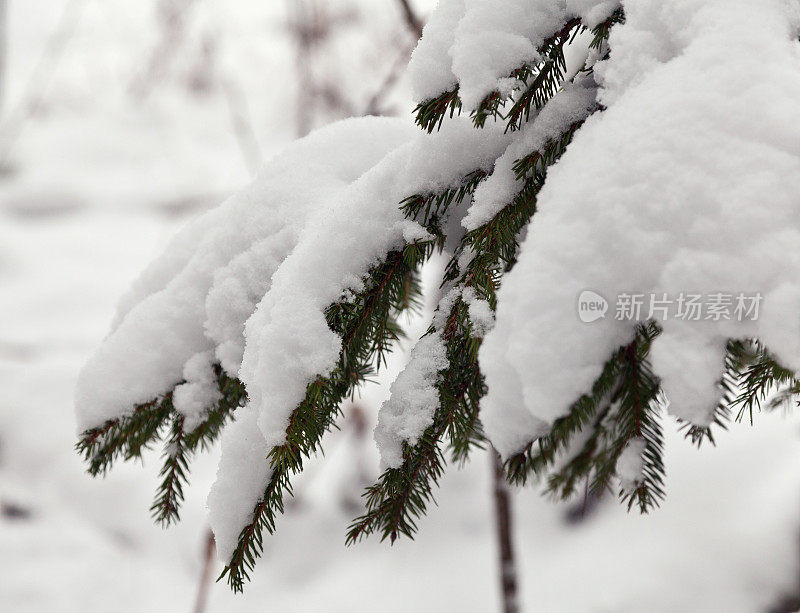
[[204, 229, 298, 375], [408, 0, 466, 101], [238, 116, 509, 455], [461, 287, 494, 337], [214, 116, 507, 560], [480, 0, 800, 456], [374, 331, 448, 469], [373, 275, 497, 467], [74, 117, 414, 432], [207, 403, 271, 563], [172, 351, 222, 431], [617, 437, 646, 493], [409, 0, 619, 108]]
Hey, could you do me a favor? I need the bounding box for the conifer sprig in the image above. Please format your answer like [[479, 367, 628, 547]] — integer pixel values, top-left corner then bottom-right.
[[346, 416, 449, 544], [677, 339, 746, 446], [589, 7, 625, 50], [505, 321, 666, 516], [504, 342, 625, 487], [600, 322, 665, 512], [679, 340, 799, 446], [149, 370, 245, 526], [77, 396, 173, 477], [414, 87, 462, 133], [220, 240, 436, 591], [151, 414, 189, 526], [349, 48, 603, 546], [400, 169, 488, 230], [414, 10, 620, 134], [730, 341, 798, 425], [503, 18, 581, 131]]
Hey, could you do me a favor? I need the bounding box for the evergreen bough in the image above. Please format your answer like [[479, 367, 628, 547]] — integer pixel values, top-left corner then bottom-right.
[[76, 7, 799, 592]]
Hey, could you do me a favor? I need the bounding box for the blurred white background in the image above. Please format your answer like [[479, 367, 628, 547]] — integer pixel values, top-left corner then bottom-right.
[[1, 1, 800, 611]]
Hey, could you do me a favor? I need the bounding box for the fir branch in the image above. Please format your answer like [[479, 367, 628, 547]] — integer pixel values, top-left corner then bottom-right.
[[677, 339, 747, 446], [400, 169, 488, 232], [540, 323, 665, 513], [588, 8, 625, 51], [504, 342, 623, 486], [601, 322, 665, 513], [680, 339, 798, 445], [413, 87, 462, 133], [220, 240, 435, 592], [545, 404, 613, 500], [345, 281, 491, 544], [412, 8, 622, 133], [503, 18, 582, 132], [347, 417, 448, 544], [150, 369, 245, 526], [184, 371, 247, 452], [351, 77, 600, 543], [511, 118, 588, 182], [731, 341, 797, 425], [151, 413, 189, 527], [504, 322, 665, 516], [76, 395, 172, 477]]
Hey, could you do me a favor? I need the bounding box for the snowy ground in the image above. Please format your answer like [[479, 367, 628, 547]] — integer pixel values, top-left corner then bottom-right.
[[2, 1, 800, 611]]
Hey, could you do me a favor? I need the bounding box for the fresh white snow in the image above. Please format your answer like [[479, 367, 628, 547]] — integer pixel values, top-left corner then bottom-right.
[[409, 0, 619, 108], [6, 0, 800, 610], [616, 437, 646, 493], [374, 331, 448, 469], [480, 0, 800, 455], [173, 351, 222, 432]]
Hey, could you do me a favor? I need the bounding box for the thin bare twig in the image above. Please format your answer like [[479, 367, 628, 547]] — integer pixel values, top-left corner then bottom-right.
[[492, 450, 519, 613], [396, 0, 423, 39], [193, 529, 216, 613]]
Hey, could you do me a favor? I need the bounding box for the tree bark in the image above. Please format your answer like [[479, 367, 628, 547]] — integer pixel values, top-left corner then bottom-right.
[[492, 450, 519, 613]]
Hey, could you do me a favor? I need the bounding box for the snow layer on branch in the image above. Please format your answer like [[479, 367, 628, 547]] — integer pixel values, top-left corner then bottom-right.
[[462, 79, 598, 231], [617, 437, 646, 494], [374, 332, 448, 469], [409, 0, 618, 108], [172, 351, 222, 432], [408, 0, 466, 102], [207, 403, 270, 563], [210, 116, 509, 561], [204, 229, 297, 375], [480, 0, 800, 457], [461, 286, 494, 337], [75, 117, 413, 431], [239, 116, 509, 450]]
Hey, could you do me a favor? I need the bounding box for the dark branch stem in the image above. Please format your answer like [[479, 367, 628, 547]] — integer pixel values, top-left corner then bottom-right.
[[193, 529, 216, 613], [396, 0, 424, 39], [492, 450, 519, 613]]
